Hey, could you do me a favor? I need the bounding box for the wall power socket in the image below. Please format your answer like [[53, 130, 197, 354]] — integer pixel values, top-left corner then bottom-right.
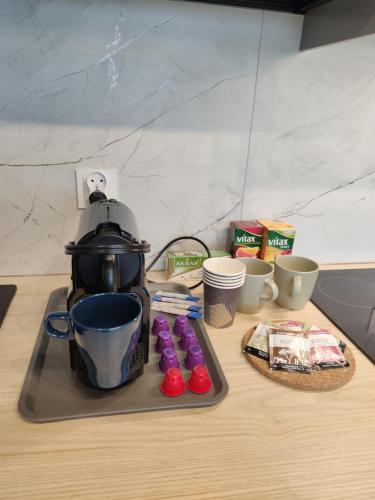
[[76, 167, 118, 209]]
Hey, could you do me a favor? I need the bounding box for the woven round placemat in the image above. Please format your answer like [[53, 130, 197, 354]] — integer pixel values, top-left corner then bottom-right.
[[243, 327, 355, 391]]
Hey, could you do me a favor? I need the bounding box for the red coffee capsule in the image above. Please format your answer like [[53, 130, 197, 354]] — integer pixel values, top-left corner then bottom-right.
[[187, 365, 212, 394], [160, 367, 185, 397]]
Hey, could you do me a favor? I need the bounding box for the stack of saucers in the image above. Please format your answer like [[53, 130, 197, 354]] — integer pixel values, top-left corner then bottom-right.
[[202, 257, 246, 329]]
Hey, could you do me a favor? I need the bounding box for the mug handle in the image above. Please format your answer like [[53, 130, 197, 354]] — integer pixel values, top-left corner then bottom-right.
[[291, 276, 302, 297], [261, 278, 278, 302], [44, 311, 72, 339]]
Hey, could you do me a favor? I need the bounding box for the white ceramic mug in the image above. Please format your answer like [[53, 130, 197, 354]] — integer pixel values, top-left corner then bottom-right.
[[237, 258, 278, 314], [274, 255, 319, 310]]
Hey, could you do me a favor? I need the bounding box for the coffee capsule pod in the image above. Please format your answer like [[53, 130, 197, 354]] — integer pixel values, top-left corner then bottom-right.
[[159, 347, 180, 373], [187, 365, 212, 394], [152, 315, 169, 336], [160, 367, 185, 397], [184, 344, 205, 370], [178, 327, 199, 352], [155, 330, 174, 353], [173, 315, 189, 338]]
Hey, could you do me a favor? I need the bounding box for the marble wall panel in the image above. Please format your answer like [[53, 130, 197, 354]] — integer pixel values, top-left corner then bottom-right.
[[242, 12, 375, 263], [0, 0, 262, 274]]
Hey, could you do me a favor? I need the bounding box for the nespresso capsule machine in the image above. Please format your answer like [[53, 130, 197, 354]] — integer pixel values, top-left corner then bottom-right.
[[65, 195, 150, 386]]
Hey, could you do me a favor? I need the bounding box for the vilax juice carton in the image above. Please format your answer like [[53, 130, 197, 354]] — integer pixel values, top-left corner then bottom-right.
[[229, 221, 264, 258], [258, 219, 296, 263]]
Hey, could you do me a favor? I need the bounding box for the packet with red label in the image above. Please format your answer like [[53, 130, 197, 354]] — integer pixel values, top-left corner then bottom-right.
[[309, 329, 349, 370]]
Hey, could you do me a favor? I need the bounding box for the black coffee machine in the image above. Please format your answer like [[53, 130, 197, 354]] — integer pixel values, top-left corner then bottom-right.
[[65, 194, 150, 386]]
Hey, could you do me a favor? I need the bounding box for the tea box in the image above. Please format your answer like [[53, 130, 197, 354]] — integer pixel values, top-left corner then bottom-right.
[[258, 219, 295, 263], [166, 250, 230, 280], [228, 221, 264, 258]]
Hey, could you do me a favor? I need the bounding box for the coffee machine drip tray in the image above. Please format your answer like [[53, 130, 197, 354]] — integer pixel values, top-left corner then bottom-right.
[[18, 284, 228, 423], [311, 268, 375, 363]]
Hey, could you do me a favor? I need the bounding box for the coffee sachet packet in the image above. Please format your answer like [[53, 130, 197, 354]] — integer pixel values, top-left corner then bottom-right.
[[269, 329, 312, 373], [309, 329, 349, 369], [244, 323, 270, 360], [309, 326, 347, 354], [244, 320, 306, 361]]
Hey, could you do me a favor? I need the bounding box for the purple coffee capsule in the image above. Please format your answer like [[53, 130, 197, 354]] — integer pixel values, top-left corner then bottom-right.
[[159, 347, 180, 373], [152, 315, 169, 336], [178, 327, 199, 352], [173, 315, 189, 338], [184, 344, 205, 370], [155, 330, 174, 353]]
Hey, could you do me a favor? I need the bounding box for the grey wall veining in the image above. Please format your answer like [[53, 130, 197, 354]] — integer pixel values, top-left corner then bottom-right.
[[0, 0, 374, 276], [243, 13, 375, 263]]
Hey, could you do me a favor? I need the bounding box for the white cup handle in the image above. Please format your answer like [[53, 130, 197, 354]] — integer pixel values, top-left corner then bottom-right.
[[291, 275, 302, 297], [261, 278, 278, 302]]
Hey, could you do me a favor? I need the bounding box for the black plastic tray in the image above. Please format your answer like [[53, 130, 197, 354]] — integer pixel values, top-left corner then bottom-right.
[[18, 283, 228, 422]]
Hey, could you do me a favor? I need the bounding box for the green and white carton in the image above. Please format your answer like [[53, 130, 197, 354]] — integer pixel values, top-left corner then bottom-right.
[[166, 250, 230, 280]]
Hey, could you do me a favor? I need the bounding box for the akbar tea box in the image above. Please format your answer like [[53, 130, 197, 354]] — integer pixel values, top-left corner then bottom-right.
[[258, 219, 296, 263], [228, 221, 264, 258], [166, 250, 230, 280]]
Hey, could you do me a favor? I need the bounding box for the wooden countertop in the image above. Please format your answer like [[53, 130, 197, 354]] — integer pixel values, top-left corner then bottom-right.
[[1, 264, 375, 499]]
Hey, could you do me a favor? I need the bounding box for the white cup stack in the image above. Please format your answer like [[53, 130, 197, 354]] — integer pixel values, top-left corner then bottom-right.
[[202, 257, 246, 328], [202, 257, 246, 289]]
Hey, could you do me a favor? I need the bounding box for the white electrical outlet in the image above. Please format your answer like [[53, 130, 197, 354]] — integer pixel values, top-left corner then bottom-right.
[[76, 168, 118, 209]]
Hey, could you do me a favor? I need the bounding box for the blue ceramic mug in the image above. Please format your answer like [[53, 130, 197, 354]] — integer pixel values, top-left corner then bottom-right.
[[44, 293, 142, 389]]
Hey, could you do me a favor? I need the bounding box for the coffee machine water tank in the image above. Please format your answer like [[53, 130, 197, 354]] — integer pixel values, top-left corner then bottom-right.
[[75, 198, 140, 243], [66, 198, 150, 301]]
